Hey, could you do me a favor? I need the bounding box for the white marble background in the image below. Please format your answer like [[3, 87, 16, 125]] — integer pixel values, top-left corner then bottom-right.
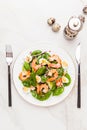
[[0, 0, 87, 130]]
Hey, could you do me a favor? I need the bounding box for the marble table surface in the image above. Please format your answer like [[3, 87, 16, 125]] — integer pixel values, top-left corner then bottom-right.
[[0, 0, 87, 130]]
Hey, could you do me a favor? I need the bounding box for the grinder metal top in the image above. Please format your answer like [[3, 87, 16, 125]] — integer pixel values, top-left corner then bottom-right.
[[68, 17, 82, 31]]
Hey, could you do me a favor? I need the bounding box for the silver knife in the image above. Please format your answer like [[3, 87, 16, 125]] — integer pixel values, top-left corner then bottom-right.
[[76, 43, 81, 108]]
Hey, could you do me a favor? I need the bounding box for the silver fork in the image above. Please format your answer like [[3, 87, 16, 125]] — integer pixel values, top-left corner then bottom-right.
[[6, 45, 13, 107]]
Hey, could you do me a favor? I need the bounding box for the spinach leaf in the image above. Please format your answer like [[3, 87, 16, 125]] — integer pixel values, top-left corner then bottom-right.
[[63, 73, 71, 86], [47, 81, 56, 90], [29, 72, 37, 86], [57, 67, 64, 77], [22, 79, 31, 87], [31, 50, 42, 56], [23, 62, 31, 71], [41, 76, 47, 83], [42, 52, 50, 60], [51, 81, 56, 91], [22, 72, 36, 87], [36, 66, 46, 76], [53, 86, 64, 96], [31, 91, 52, 101], [36, 55, 42, 64], [36, 52, 50, 64]]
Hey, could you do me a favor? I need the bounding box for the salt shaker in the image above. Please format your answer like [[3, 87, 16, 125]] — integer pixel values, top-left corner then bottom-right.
[[64, 16, 85, 40]]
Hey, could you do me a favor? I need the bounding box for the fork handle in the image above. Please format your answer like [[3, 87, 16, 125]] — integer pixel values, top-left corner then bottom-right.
[[8, 65, 12, 107], [77, 64, 81, 108]]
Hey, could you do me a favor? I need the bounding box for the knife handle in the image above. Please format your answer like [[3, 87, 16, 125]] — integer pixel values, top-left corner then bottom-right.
[[77, 64, 81, 108], [8, 65, 12, 107]]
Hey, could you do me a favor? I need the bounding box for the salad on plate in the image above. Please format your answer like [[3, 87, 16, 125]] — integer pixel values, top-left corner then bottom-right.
[[19, 50, 71, 101]]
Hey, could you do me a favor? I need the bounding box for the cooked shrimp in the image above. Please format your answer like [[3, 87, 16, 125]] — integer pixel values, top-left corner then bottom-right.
[[31, 59, 41, 72], [56, 78, 63, 87], [49, 54, 61, 64], [48, 54, 61, 69], [48, 63, 61, 68], [37, 84, 49, 94], [47, 69, 58, 82], [19, 71, 30, 81]]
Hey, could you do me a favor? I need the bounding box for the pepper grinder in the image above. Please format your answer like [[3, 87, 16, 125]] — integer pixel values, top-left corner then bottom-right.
[[64, 15, 85, 40]]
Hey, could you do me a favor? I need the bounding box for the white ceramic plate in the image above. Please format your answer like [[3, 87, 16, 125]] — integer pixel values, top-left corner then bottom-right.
[[13, 43, 75, 107]]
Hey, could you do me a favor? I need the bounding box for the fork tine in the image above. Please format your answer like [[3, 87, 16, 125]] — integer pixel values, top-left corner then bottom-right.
[[6, 45, 12, 53], [6, 45, 13, 57]]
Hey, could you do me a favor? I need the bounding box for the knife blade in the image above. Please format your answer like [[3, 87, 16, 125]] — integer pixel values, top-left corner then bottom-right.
[[76, 43, 80, 64]]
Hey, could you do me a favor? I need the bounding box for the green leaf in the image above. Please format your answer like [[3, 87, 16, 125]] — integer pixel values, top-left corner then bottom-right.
[[42, 52, 50, 60], [23, 62, 31, 71], [36, 55, 42, 64], [47, 81, 56, 90], [22, 72, 37, 87], [41, 76, 47, 83], [31, 91, 52, 101], [31, 50, 42, 56], [31, 91, 37, 97], [57, 67, 64, 77], [36, 52, 50, 64], [63, 73, 71, 86], [53, 86, 64, 96], [51, 81, 56, 91], [36, 66, 46, 76], [22, 79, 31, 87], [29, 72, 37, 86]]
